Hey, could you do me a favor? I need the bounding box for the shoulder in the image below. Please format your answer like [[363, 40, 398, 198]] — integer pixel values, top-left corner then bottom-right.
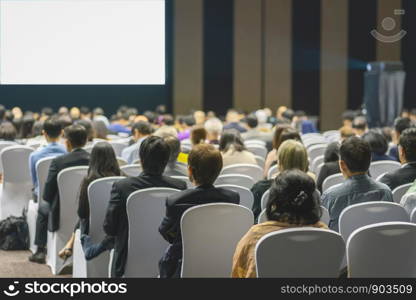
[[161, 176, 188, 190]]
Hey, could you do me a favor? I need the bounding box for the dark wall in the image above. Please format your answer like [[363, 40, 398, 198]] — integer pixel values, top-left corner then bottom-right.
[[0, 0, 174, 115]]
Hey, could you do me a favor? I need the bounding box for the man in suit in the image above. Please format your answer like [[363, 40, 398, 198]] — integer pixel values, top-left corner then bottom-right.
[[159, 144, 240, 278], [380, 128, 416, 191], [103, 136, 187, 277], [29, 125, 90, 263]]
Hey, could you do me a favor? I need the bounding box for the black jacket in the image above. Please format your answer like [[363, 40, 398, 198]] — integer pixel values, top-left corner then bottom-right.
[[158, 185, 240, 278], [379, 162, 416, 191], [103, 173, 187, 278], [43, 148, 90, 232], [317, 162, 341, 193]]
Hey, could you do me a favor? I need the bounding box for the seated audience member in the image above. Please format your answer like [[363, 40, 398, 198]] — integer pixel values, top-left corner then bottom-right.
[[339, 126, 355, 142], [241, 115, 271, 143], [121, 121, 152, 164], [220, 130, 257, 167], [154, 125, 178, 138], [204, 118, 223, 145], [108, 113, 131, 135], [29, 125, 90, 264], [163, 135, 188, 176], [190, 126, 207, 147], [317, 142, 341, 193], [29, 118, 67, 200], [389, 117, 414, 161], [92, 120, 108, 141], [379, 128, 416, 190], [75, 119, 95, 145], [177, 115, 195, 141], [232, 169, 326, 278], [193, 110, 206, 126], [352, 116, 368, 137], [223, 109, 247, 133], [341, 110, 356, 128], [255, 110, 273, 132], [362, 130, 395, 162], [80, 106, 92, 121], [293, 111, 317, 134], [252, 140, 314, 220], [263, 126, 301, 178], [92, 107, 110, 127], [19, 114, 36, 140], [59, 142, 123, 261], [70, 107, 81, 121], [159, 144, 240, 278], [322, 137, 393, 232], [103, 136, 187, 277], [0, 122, 17, 141]]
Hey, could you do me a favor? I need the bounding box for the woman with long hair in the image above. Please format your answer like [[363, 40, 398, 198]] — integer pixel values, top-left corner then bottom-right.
[[219, 130, 257, 167]]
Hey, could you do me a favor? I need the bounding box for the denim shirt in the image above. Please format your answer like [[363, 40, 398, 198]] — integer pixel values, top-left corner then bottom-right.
[[322, 174, 393, 232]]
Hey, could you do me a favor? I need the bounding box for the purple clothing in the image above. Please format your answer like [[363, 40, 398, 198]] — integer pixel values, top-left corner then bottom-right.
[[177, 130, 190, 141]]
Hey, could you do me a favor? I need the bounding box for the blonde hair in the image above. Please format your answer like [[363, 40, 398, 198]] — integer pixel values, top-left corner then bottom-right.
[[277, 140, 309, 172]]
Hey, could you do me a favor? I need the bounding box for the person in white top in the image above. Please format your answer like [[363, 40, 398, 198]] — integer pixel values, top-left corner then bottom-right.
[[219, 129, 257, 167]]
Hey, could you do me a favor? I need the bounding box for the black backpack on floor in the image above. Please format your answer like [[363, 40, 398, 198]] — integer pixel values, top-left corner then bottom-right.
[[0, 214, 29, 250]]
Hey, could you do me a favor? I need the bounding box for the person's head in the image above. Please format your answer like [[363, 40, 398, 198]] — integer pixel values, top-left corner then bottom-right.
[[339, 126, 355, 141], [180, 115, 196, 129], [41, 107, 53, 120], [398, 128, 416, 164], [143, 111, 157, 124], [193, 110, 206, 126], [219, 130, 246, 153], [188, 144, 223, 186], [80, 106, 91, 120], [0, 105, 6, 121], [339, 136, 371, 177], [153, 126, 177, 138], [32, 121, 44, 137], [204, 118, 223, 141], [70, 107, 81, 120], [393, 117, 413, 143], [131, 121, 152, 141], [139, 136, 170, 176], [255, 110, 268, 125], [277, 140, 309, 173], [0, 122, 17, 141], [164, 135, 181, 164], [88, 142, 121, 179], [342, 110, 356, 128], [381, 127, 393, 144], [92, 120, 108, 140], [42, 118, 63, 141], [324, 142, 340, 163], [362, 130, 389, 156], [243, 115, 258, 130], [12, 107, 23, 120], [276, 106, 288, 119], [58, 106, 69, 116], [190, 126, 207, 146], [352, 116, 368, 137], [19, 114, 35, 139], [93, 107, 105, 117], [266, 169, 321, 225], [75, 119, 94, 141], [272, 125, 301, 151], [282, 109, 295, 122], [226, 109, 240, 124], [58, 115, 73, 129], [64, 125, 88, 151]]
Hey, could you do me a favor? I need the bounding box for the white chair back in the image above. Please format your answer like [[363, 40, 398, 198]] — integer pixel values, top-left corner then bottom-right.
[[255, 228, 345, 278], [339, 201, 409, 243], [402, 192, 416, 215], [347, 222, 416, 277], [261, 189, 270, 210], [181, 203, 254, 278], [392, 183, 413, 203], [0, 141, 18, 172], [120, 164, 142, 177], [124, 188, 180, 277], [109, 142, 128, 157], [311, 155, 324, 174], [216, 185, 254, 210], [245, 140, 266, 147], [215, 174, 255, 190], [267, 165, 278, 179], [221, 164, 263, 182], [117, 157, 128, 166], [307, 145, 327, 164], [411, 207, 416, 223], [254, 155, 265, 168], [246, 145, 267, 159], [322, 173, 344, 192], [36, 157, 56, 201], [369, 161, 401, 179]]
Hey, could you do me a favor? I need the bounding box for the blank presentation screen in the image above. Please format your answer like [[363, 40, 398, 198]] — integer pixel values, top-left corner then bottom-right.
[[0, 0, 165, 85]]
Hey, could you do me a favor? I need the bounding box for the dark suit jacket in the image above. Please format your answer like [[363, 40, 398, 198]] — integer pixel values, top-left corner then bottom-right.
[[103, 173, 187, 278], [379, 162, 416, 191], [317, 162, 341, 193], [43, 148, 90, 232], [158, 185, 240, 278]]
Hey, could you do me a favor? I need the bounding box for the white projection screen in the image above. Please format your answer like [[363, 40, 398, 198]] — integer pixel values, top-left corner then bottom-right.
[[0, 0, 165, 85]]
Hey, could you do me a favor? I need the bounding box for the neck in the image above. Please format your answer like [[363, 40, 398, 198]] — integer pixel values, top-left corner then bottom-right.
[[346, 171, 367, 178]]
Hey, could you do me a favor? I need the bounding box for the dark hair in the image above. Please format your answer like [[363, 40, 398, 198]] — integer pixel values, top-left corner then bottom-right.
[[399, 128, 416, 162], [0, 105, 6, 120], [266, 169, 321, 225], [92, 120, 108, 140], [191, 126, 207, 145], [41, 107, 53, 117], [88, 142, 121, 179], [182, 115, 196, 127], [164, 135, 181, 163], [143, 111, 157, 124], [244, 115, 258, 129], [0, 122, 17, 141], [219, 130, 246, 153], [32, 121, 44, 137], [188, 144, 223, 185], [352, 116, 368, 131], [139, 136, 170, 175], [58, 115, 73, 129], [93, 107, 104, 116], [324, 142, 340, 163], [340, 136, 371, 173], [342, 110, 356, 122], [80, 106, 90, 115], [394, 117, 413, 135], [282, 109, 295, 121], [64, 125, 88, 148], [362, 130, 388, 156], [381, 127, 393, 143], [132, 121, 152, 136], [75, 120, 94, 141], [19, 115, 35, 139], [43, 118, 62, 139], [272, 125, 301, 150]]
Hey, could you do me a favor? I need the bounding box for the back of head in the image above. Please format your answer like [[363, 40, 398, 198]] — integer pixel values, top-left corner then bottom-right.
[[204, 118, 223, 135], [226, 109, 239, 123], [139, 136, 170, 175], [92, 120, 108, 140], [0, 105, 6, 120], [219, 129, 246, 153], [193, 110, 206, 125], [0, 122, 17, 141], [266, 169, 320, 225], [339, 126, 355, 140], [64, 125, 88, 149], [93, 107, 105, 116], [188, 144, 223, 185], [154, 126, 177, 138], [399, 128, 416, 163], [43, 118, 62, 139], [132, 121, 152, 136], [255, 110, 268, 124], [273, 126, 301, 150], [164, 135, 181, 163], [183, 115, 196, 127], [75, 119, 94, 141], [282, 109, 295, 121], [277, 140, 309, 172], [340, 136, 371, 173], [394, 117, 413, 135], [324, 142, 340, 163], [362, 130, 388, 156], [352, 116, 368, 132], [190, 126, 207, 145], [244, 115, 258, 129], [89, 142, 120, 178]]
